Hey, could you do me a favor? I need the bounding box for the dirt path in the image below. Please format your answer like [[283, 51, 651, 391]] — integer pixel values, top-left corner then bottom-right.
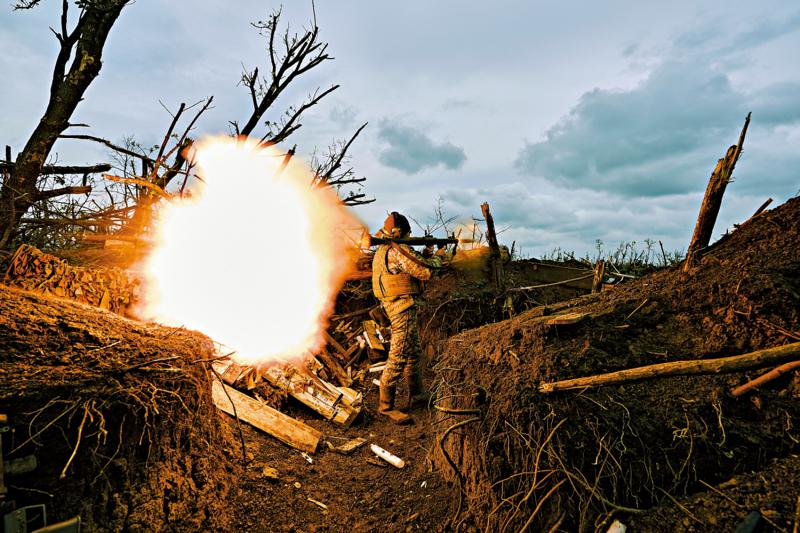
[[230, 387, 452, 532]]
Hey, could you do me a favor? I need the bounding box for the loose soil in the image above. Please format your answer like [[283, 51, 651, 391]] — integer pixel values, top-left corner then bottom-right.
[[1, 197, 798, 532], [432, 197, 800, 531]]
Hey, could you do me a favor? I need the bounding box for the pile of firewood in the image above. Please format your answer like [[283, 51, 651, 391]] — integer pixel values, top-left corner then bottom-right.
[[2, 244, 140, 316], [209, 306, 395, 455]]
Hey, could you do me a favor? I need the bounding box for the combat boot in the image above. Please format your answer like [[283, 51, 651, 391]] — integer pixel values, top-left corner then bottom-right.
[[405, 366, 432, 410], [378, 383, 411, 424]]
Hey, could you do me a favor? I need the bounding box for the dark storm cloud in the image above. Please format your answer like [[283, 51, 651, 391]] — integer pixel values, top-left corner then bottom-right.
[[514, 59, 800, 197], [377, 120, 466, 174]]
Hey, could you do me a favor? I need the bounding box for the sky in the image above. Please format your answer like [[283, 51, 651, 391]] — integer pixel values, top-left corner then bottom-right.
[[2, 1, 799, 258]]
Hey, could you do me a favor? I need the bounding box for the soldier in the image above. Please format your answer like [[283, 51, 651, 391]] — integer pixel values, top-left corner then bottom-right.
[[372, 212, 442, 424]]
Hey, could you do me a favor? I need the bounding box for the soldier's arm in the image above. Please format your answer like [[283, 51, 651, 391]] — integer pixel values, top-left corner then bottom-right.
[[389, 244, 442, 281]]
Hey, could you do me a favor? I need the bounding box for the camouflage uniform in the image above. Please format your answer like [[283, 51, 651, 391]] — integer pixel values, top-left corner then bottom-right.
[[373, 244, 441, 389]]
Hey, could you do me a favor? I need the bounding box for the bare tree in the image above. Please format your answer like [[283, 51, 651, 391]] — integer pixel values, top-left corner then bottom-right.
[[233, 8, 373, 206], [4, 4, 372, 250], [0, 0, 130, 249]]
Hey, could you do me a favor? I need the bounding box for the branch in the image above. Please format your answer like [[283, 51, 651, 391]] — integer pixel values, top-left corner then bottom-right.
[[318, 122, 367, 183], [238, 11, 332, 138], [262, 84, 339, 145], [34, 185, 91, 201], [59, 134, 155, 164], [538, 341, 800, 393], [103, 174, 170, 199], [0, 162, 111, 175]]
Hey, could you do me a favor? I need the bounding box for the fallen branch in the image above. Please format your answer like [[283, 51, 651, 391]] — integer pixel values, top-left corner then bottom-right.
[[730, 360, 800, 397], [538, 342, 800, 393], [508, 274, 594, 292]]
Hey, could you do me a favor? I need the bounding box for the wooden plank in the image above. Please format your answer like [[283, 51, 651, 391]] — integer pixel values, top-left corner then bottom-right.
[[328, 437, 368, 455], [263, 366, 360, 427], [211, 380, 321, 453]]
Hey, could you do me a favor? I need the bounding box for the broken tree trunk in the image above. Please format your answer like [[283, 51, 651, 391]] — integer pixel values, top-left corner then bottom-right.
[[211, 380, 322, 453], [683, 113, 751, 271], [538, 341, 800, 393], [481, 202, 505, 291], [592, 259, 606, 294]]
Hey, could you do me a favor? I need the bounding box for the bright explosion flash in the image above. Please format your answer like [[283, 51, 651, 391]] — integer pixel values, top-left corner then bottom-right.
[[138, 136, 361, 365]]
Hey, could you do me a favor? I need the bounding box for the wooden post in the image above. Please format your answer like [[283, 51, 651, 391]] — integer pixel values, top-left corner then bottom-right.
[[481, 202, 505, 291], [538, 342, 800, 393], [591, 259, 606, 293], [683, 113, 751, 271]]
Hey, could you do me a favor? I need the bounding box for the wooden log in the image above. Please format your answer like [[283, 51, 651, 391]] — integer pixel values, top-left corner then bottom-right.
[[211, 380, 321, 453], [538, 342, 800, 393], [481, 202, 505, 291], [730, 360, 800, 397], [684, 113, 750, 271]]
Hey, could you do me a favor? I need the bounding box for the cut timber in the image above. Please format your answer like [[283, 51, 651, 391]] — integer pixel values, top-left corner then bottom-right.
[[328, 437, 368, 455], [539, 342, 800, 393], [316, 349, 352, 387], [731, 360, 800, 397], [684, 113, 750, 271], [323, 330, 348, 358], [212, 359, 258, 390], [211, 380, 321, 453], [264, 365, 361, 427]]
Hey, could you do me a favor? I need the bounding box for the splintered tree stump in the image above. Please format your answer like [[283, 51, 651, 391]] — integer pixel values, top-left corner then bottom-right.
[[684, 113, 751, 271], [481, 201, 505, 291], [538, 342, 800, 393]]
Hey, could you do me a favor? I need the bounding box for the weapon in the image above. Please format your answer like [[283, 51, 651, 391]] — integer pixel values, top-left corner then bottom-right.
[[359, 231, 458, 249]]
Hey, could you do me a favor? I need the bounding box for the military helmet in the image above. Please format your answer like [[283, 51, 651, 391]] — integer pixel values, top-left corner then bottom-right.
[[382, 211, 411, 238]]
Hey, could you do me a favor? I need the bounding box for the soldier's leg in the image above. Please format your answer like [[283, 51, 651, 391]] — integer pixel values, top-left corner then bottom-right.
[[401, 308, 429, 408], [378, 306, 412, 424]]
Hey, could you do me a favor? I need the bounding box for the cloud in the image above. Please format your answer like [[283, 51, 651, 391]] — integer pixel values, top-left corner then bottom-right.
[[435, 180, 767, 258], [329, 104, 358, 128], [514, 11, 800, 197], [376, 120, 466, 174]]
